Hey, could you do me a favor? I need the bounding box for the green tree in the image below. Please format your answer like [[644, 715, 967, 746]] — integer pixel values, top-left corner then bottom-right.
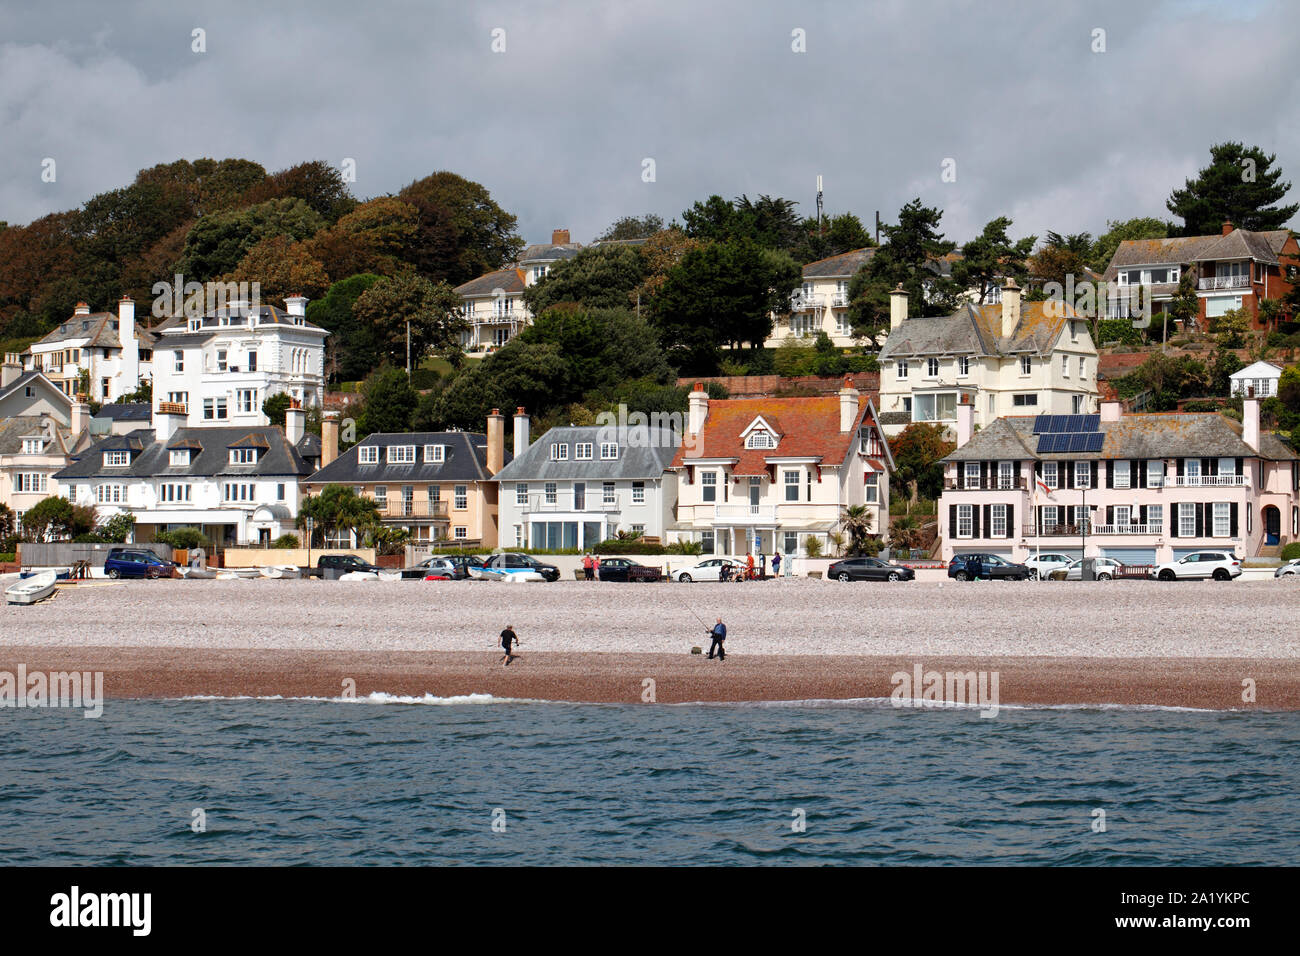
[[888, 423, 953, 509], [793, 213, 875, 263], [88, 512, 136, 543], [236, 160, 355, 222], [951, 216, 1036, 303], [397, 172, 524, 285], [841, 504, 876, 556], [596, 214, 665, 241], [175, 198, 325, 280], [681, 194, 804, 251], [848, 199, 958, 337], [1166, 266, 1201, 340], [522, 244, 646, 313], [307, 274, 383, 382], [20, 496, 95, 541], [1090, 217, 1168, 272], [350, 272, 468, 369], [1167, 142, 1297, 235], [297, 484, 381, 546], [262, 391, 293, 426], [1209, 306, 1251, 348], [1210, 346, 1244, 394], [156, 526, 209, 550], [356, 366, 419, 437]]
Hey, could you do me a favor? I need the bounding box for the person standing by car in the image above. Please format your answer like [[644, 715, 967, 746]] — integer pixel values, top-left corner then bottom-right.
[[500, 625, 520, 666], [593, 553, 601, 581], [707, 618, 726, 660], [582, 553, 595, 581]]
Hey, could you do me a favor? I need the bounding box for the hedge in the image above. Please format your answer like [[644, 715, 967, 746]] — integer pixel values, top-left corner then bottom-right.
[[0, 552, 14, 563], [1281, 542, 1300, 561]]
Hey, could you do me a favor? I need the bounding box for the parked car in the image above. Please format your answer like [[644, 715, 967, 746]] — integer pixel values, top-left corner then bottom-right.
[[1023, 552, 1075, 580], [597, 557, 663, 582], [318, 554, 383, 575], [481, 552, 560, 582], [1148, 551, 1242, 581], [827, 556, 915, 582], [1048, 557, 1125, 581], [103, 548, 177, 579], [400, 555, 476, 580], [670, 558, 744, 582], [947, 553, 1031, 581], [1275, 558, 1300, 578]]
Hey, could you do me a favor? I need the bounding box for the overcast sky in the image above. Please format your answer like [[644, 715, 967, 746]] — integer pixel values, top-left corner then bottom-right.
[[2, 0, 1297, 250]]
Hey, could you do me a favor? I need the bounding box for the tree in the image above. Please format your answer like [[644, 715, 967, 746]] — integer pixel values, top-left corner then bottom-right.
[[20, 496, 95, 541], [82, 512, 135, 543], [224, 234, 330, 301], [522, 244, 645, 313], [1166, 266, 1200, 340], [297, 484, 381, 546], [175, 198, 325, 281], [888, 424, 954, 509], [652, 239, 800, 372], [156, 526, 208, 550], [1167, 142, 1297, 236], [1209, 305, 1251, 348], [397, 172, 524, 285], [596, 214, 665, 241], [841, 504, 876, 556], [350, 272, 468, 369], [236, 160, 355, 222], [1119, 354, 1212, 410], [632, 227, 702, 304], [1027, 231, 1094, 292], [792, 212, 875, 263], [847, 199, 958, 337], [681, 194, 803, 251], [307, 274, 383, 382], [355, 366, 419, 437], [1090, 217, 1168, 273], [951, 216, 1035, 303], [306, 196, 419, 280], [263, 391, 293, 426], [1210, 346, 1244, 395]]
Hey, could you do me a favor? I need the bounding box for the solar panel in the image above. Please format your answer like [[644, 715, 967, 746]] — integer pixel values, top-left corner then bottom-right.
[[1032, 415, 1051, 434], [1086, 432, 1104, 452], [1080, 414, 1100, 432]]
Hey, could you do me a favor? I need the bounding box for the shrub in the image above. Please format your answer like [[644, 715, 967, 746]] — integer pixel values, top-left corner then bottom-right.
[[156, 527, 209, 550], [1281, 542, 1300, 561], [0, 552, 15, 563], [272, 533, 301, 549], [803, 536, 823, 557]]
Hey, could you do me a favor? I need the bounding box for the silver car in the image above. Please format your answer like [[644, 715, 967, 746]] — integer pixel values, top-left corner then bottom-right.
[[1275, 559, 1300, 578]]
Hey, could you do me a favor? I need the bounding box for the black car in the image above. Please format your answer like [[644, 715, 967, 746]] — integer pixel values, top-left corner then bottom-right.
[[826, 557, 915, 582], [947, 553, 1031, 581], [400, 555, 477, 580], [597, 557, 663, 582], [317, 553, 383, 574], [481, 552, 561, 582]]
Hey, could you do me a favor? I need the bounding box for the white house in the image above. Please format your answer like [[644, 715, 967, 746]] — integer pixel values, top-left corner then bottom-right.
[[23, 298, 153, 402], [1229, 360, 1283, 398]]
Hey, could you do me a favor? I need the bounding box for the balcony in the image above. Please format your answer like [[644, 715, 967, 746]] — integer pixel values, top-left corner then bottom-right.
[[1089, 524, 1158, 535], [1168, 475, 1247, 487], [1025, 523, 1091, 537], [378, 500, 449, 519], [712, 503, 779, 523], [790, 293, 824, 312], [1198, 275, 1251, 291], [469, 309, 530, 326], [945, 477, 1029, 491], [518, 492, 622, 514], [830, 291, 849, 307]]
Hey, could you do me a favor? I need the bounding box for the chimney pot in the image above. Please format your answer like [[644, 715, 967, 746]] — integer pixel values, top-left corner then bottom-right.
[[1222, 220, 1234, 236], [513, 407, 531, 455], [486, 409, 506, 476], [889, 284, 909, 331], [552, 229, 571, 245]]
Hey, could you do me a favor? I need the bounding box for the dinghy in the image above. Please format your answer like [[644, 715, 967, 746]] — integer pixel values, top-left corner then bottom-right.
[[179, 566, 217, 579], [260, 565, 300, 579], [338, 570, 380, 581], [6, 569, 57, 605]]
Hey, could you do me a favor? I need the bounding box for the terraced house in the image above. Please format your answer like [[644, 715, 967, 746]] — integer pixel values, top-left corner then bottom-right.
[[303, 411, 509, 547], [877, 279, 1098, 437], [938, 394, 1300, 566], [667, 378, 893, 558]]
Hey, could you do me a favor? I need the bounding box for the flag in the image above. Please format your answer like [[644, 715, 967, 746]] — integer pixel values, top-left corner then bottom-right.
[[1036, 478, 1053, 499]]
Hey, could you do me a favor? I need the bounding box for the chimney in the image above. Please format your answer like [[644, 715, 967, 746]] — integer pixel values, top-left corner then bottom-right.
[[839, 375, 859, 432], [74, 302, 90, 316], [71, 401, 90, 438], [1100, 399, 1122, 422], [688, 382, 709, 436], [1000, 278, 1021, 338], [119, 296, 137, 393], [153, 401, 186, 442], [285, 402, 305, 445], [486, 408, 505, 475], [321, 411, 340, 467], [552, 229, 571, 245], [284, 294, 308, 317], [956, 393, 975, 448], [513, 406, 530, 454], [889, 284, 909, 331], [1243, 386, 1260, 452], [1, 352, 21, 389], [1222, 220, 1234, 237]]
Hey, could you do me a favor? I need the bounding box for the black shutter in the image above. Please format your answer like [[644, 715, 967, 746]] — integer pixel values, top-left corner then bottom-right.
[[1140, 505, 1148, 525], [949, 504, 958, 537], [1105, 461, 1114, 488], [1177, 458, 1185, 477], [1235, 457, 1243, 477], [1194, 504, 1204, 538], [1170, 505, 1179, 538], [1137, 459, 1147, 488], [1035, 460, 1042, 478], [1091, 461, 1099, 488], [1007, 504, 1015, 538], [982, 505, 991, 538], [1106, 506, 1114, 525], [1206, 458, 1217, 476], [1230, 503, 1239, 538], [972, 505, 981, 538], [980, 461, 988, 489]]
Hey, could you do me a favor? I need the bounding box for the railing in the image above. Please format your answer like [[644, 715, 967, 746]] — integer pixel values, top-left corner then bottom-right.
[[1025, 523, 1091, 536], [1089, 524, 1158, 535], [1169, 475, 1247, 487], [518, 493, 622, 514], [945, 477, 1029, 491], [712, 504, 779, 522], [790, 293, 824, 312], [468, 309, 530, 325], [379, 500, 449, 519], [830, 291, 849, 307], [1198, 275, 1251, 291]]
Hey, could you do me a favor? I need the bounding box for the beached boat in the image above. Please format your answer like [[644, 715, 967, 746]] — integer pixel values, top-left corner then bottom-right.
[[20, 566, 72, 580], [338, 570, 380, 581], [215, 569, 261, 580], [260, 565, 300, 579], [179, 566, 218, 579], [377, 569, 401, 582], [6, 569, 57, 605]]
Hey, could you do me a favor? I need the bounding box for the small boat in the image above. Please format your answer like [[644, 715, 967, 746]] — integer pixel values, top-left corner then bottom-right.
[[260, 565, 300, 579], [20, 566, 72, 580], [6, 569, 57, 605], [179, 567, 217, 579], [377, 569, 402, 582], [215, 569, 260, 580], [338, 570, 380, 581]]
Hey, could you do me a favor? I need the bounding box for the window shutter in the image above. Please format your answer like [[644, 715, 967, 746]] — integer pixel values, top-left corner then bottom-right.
[[1091, 461, 1098, 487], [1137, 459, 1147, 488], [1006, 504, 1015, 538], [1235, 457, 1242, 477], [1105, 461, 1114, 489], [1106, 506, 1114, 526], [1195, 504, 1204, 539], [949, 504, 958, 535], [1177, 458, 1185, 477], [1035, 505, 1042, 534], [1170, 507, 1179, 538], [972, 506, 981, 538], [982, 504, 991, 537], [1206, 458, 1217, 476], [1139, 505, 1148, 525], [980, 461, 988, 489], [1230, 503, 1239, 537]]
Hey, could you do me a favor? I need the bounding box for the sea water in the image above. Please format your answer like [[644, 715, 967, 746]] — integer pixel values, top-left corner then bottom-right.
[[1, 698, 1296, 865]]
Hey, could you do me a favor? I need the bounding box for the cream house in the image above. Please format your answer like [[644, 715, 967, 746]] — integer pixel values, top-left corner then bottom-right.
[[767, 248, 876, 348], [877, 280, 1098, 437]]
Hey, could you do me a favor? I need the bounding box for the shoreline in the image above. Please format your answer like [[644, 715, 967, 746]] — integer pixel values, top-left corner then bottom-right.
[[2, 647, 1297, 710]]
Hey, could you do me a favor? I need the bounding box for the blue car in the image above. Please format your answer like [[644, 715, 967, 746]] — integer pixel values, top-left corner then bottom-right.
[[103, 548, 177, 579], [947, 552, 1031, 581]]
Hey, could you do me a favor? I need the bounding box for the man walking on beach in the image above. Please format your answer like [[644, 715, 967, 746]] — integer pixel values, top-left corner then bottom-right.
[[500, 625, 520, 666], [707, 617, 726, 661]]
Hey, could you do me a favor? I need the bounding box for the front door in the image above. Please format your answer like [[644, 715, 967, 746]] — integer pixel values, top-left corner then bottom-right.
[[749, 478, 760, 515], [258, 528, 271, 547], [1265, 506, 1281, 546]]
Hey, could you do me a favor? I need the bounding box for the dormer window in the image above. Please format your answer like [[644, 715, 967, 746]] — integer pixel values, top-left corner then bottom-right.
[[104, 450, 129, 467], [746, 430, 776, 450], [21, 439, 43, 455], [600, 443, 618, 460], [575, 443, 593, 460], [388, 445, 415, 464], [926, 357, 940, 377], [424, 444, 445, 463], [550, 443, 569, 461], [169, 449, 191, 467], [358, 446, 380, 465], [230, 448, 259, 465]]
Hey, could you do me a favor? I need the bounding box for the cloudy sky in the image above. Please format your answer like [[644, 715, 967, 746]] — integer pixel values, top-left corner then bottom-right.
[[2, 0, 1297, 249]]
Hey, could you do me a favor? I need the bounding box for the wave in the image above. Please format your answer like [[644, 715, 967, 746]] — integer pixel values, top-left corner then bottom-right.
[[176, 692, 541, 706]]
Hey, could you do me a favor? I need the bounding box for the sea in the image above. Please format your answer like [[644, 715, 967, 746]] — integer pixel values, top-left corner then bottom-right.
[[2, 697, 1297, 865]]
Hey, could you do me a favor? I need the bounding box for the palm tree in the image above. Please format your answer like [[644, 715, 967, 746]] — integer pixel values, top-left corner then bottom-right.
[[841, 504, 875, 555]]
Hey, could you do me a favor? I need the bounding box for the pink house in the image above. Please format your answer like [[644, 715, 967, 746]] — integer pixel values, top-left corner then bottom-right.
[[938, 395, 1299, 565]]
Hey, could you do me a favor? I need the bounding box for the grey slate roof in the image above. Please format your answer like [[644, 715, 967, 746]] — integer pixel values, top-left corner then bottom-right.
[[944, 414, 1298, 462], [455, 268, 526, 297], [0, 370, 72, 408], [0, 416, 69, 456], [153, 303, 325, 335], [802, 247, 875, 278], [494, 426, 678, 482], [54, 426, 314, 480], [1102, 228, 1293, 280], [879, 299, 1077, 361], [93, 402, 151, 422], [305, 432, 503, 484], [518, 242, 582, 264]]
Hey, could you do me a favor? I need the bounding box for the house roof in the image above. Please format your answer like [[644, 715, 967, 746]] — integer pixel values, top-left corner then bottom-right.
[[879, 299, 1081, 360], [670, 394, 889, 475], [944, 413, 1298, 462], [0, 370, 74, 408], [455, 268, 527, 297], [495, 426, 678, 482], [1229, 360, 1283, 379], [518, 242, 583, 264], [1102, 228, 1294, 280], [305, 431, 503, 484], [152, 303, 325, 337], [31, 310, 158, 350], [93, 402, 151, 422], [0, 415, 72, 457], [55, 425, 315, 480], [801, 247, 876, 279]]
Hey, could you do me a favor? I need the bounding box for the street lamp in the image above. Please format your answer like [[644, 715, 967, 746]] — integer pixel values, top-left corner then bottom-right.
[[305, 516, 314, 568]]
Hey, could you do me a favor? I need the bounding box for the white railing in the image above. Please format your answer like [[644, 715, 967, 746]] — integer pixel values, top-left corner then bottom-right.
[[1089, 524, 1158, 535], [713, 504, 778, 522], [1198, 275, 1251, 291], [830, 291, 849, 307], [470, 309, 530, 325], [790, 293, 824, 312], [1169, 475, 1247, 487], [519, 492, 622, 514]]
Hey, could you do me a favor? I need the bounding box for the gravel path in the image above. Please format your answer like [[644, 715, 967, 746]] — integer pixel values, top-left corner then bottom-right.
[[4, 577, 1298, 658]]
